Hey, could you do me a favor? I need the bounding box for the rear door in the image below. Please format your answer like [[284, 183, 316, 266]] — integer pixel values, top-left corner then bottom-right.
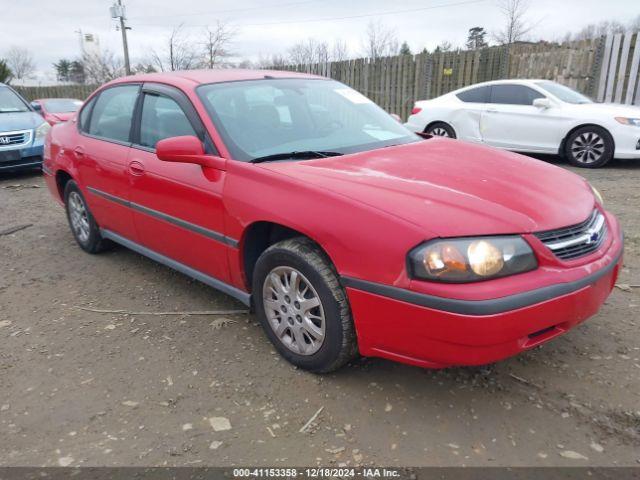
[[127, 83, 230, 284], [480, 84, 559, 152], [76, 84, 140, 240]]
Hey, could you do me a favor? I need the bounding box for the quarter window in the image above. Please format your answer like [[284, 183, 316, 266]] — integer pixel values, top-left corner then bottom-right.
[[88, 85, 139, 142], [78, 96, 96, 132], [456, 86, 491, 103], [489, 85, 544, 105], [139, 94, 197, 149]]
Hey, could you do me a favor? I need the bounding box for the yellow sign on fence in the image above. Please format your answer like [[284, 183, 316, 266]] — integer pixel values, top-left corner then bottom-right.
[[443, 68, 453, 76]]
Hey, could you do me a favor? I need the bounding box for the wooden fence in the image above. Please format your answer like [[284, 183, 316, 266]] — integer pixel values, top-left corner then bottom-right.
[[14, 85, 97, 102]]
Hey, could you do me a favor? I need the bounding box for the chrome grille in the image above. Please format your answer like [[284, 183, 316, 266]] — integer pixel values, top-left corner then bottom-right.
[[0, 130, 32, 149], [535, 210, 607, 260]]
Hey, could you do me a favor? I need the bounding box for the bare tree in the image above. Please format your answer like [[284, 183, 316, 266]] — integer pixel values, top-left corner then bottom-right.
[[572, 20, 628, 41], [331, 40, 350, 62], [81, 50, 124, 84], [288, 38, 330, 65], [5, 46, 36, 80], [362, 20, 399, 59], [152, 25, 198, 72], [493, 0, 535, 45], [201, 21, 236, 68], [436, 40, 454, 52]]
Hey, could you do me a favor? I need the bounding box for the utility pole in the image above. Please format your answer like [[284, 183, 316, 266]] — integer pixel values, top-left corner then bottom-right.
[[110, 0, 131, 75]]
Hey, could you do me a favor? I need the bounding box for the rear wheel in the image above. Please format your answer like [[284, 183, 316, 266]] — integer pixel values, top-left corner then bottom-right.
[[252, 237, 357, 373], [425, 122, 456, 139], [564, 126, 613, 168], [64, 180, 112, 253]]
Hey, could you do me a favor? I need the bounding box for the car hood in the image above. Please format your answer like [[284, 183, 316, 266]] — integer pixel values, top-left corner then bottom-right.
[[567, 102, 640, 117], [0, 111, 45, 131], [261, 139, 595, 237]]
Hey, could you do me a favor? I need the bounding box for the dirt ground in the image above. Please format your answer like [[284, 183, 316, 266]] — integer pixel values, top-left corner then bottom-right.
[[0, 156, 639, 468]]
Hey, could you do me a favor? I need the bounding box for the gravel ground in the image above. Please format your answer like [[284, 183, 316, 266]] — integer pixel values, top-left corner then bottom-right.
[[0, 156, 639, 468]]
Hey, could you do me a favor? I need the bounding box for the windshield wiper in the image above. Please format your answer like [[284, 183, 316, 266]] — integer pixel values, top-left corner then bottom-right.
[[250, 150, 343, 164]]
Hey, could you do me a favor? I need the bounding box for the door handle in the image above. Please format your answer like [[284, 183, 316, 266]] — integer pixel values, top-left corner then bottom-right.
[[486, 108, 499, 113], [128, 161, 145, 176], [73, 146, 85, 157]]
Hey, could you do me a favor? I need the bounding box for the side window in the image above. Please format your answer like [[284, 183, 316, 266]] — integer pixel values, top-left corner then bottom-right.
[[456, 86, 491, 103], [78, 96, 96, 132], [139, 94, 197, 149], [490, 85, 544, 105], [88, 85, 139, 142]]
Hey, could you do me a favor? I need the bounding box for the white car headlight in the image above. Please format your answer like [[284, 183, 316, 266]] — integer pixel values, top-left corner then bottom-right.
[[615, 117, 640, 127], [35, 121, 51, 140]]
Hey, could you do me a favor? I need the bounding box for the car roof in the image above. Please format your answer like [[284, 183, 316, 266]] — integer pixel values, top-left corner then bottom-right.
[[452, 78, 549, 92], [107, 69, 326, 90]]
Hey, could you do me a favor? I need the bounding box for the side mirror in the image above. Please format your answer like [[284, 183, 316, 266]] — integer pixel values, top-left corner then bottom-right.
[[31, 102, 42, 112], [533, 98, 552, 109], [156, 136, 226, 170], [390, 113, 402, 123]]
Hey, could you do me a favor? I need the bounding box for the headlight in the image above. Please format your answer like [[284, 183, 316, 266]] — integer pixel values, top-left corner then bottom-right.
[[408, 236, 537, 283], [590, 184, 604, 205], [614, 117, 640, 126], [35, 121, 51, 140]]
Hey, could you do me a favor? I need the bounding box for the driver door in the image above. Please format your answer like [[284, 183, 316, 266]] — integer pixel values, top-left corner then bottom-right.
[[127, 83, 231, 284], [480, 84, 560, 152]]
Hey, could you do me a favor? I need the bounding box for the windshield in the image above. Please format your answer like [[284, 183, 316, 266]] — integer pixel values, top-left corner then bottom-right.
[[44, 99, 83, 113], [0, 87, 30, 113], [535, 81, 592, 104], [198, 78, 419, 161]]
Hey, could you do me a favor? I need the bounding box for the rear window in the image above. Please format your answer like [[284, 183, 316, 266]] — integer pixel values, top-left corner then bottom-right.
[[44, 99, 83, 113], [456, 86, 491, 103]]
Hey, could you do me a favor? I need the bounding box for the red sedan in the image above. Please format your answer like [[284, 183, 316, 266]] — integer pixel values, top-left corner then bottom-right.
[[43, 70, 623, 372], [32, 98, 83, 125]]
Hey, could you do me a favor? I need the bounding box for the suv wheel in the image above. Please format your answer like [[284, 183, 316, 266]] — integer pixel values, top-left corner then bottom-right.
[[252, 237, 357, 373]]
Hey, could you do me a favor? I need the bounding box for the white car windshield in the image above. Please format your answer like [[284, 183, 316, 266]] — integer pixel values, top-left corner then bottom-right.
[[535, 81, 592, 104], [0, 87, 30, 113], [198, 78, 419, 161]]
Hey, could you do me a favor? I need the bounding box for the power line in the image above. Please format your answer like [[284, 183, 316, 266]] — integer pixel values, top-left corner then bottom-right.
[[128, 0, 325, 20], [135, 0, 488, 28]]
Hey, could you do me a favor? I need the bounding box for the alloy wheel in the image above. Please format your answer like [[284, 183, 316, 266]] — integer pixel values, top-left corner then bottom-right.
[[430, 127, 450, 137], [262, 266, 326, 356], [571, 132, 605, 164], [68, 191, 90, 243]]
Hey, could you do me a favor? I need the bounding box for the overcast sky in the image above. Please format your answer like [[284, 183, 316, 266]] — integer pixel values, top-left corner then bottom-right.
[[1, 0, 638, 82]]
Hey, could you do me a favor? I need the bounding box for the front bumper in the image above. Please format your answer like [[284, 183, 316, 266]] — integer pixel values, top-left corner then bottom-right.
[[0, 144, 44, 171], [345, 219, 624, 369], [613, 125, 640, 159]]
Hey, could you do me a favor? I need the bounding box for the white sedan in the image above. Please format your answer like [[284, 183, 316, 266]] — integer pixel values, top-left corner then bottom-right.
[[405, 79, 640, 168]]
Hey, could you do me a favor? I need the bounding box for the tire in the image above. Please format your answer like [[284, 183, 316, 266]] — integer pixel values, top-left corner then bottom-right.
[[252, 237, 357, 373], [64, 180, 112, 254], [564, 126, 614, 168], [425, 122, 457, 139]]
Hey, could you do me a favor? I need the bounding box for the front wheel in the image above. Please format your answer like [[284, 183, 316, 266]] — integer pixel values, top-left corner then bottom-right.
[[425, 122, 457, 139], [564, 126, 614, 168], [252, 238, 357, 373]]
